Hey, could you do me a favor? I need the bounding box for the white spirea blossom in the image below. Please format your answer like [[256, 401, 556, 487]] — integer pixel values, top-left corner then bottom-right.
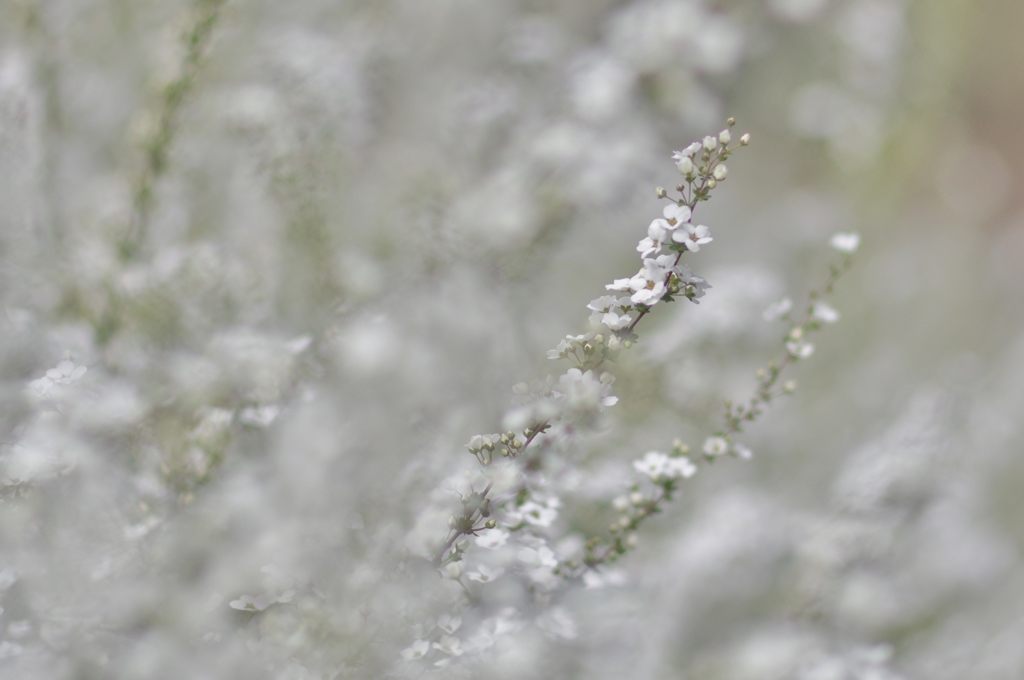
[[703, 436, 730, 456], [830, 231, 861, 253]]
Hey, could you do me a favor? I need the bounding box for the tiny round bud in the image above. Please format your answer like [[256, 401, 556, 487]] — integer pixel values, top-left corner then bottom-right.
[[623, 340, 633, 349], [706, 178, 717, 189], [726, 117, 735, 127], [713, 164, 728, 181], [656, 186, 667, 198], [740, 133, 751, 146], [485, 519, 497, 529], [756, 368, 767, 380], [718, 129, 732, 145], [500, 433, 509, 444], [789, 326, 804, 341], [512, 439, 522, 449], [502, 448, 511, 457], [783, 380, 797, 393]]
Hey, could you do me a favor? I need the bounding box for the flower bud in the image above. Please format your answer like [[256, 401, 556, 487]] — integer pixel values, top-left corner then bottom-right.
[[740, 133, 751, 146], [703, 136, 717, 151], [718, 129, 731, 145], [656, 186, 667, 198], [712, 164, 728, 180], [706, 178, 717, 189], [676, 156, 694, 176]]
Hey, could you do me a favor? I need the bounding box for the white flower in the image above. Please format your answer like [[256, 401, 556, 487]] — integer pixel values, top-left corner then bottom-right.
[[703, 135, 718, 151], [829, 231, 860, 253], [606, 277, 633, 292], [786, 339, 815, 358], [475, 528, 509, 550], [665, 456, 698, 478], [437, 614, 462, 635], [712, 164, 728, 180], [516, 499, 559, 527], [229, 594, 271, 612], [239, 404, 279, 427], [518, 545, 558, 568], [672, 223, 713, 252], [812, 301, 839, 323], [467, 565, 505, 583], [401, 639, 430, 661], [676, 156, 695, 176], [661, 203, 692, 227], [703, 437, 729, 456], [432, 635, 464, 657], [672, 141, 702, 160], [762, 297, 793, 321], [555, 368, 619, 409], [601, 311, 632, 330], [587, 295, 619, 312], [718, 129, 732, 145], [633, 451, 669, 479], [46, 359, 87, 385]]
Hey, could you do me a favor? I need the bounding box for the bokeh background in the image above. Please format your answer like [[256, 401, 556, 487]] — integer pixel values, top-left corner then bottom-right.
[[1, 0, 1023, 678]]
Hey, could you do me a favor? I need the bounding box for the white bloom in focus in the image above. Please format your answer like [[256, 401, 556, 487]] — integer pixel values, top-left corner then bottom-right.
[[467, 565, 505, 583], [676, 156, 695, 176], [475, 528, 509, 550], [830, 231, 861, 253], [719, 129, 732, 145], [812, 301, 840, 323], [703, 436, 729, 457], [703, 135, 718, 151], [401, 639, 430, 661], [672, 142, 702, 160], [606, 277, 633, 292], [762, 296, 793, 321], [601, 311, 632, 330], [672, 223, 712, 252], [587, 295, 619, 312]]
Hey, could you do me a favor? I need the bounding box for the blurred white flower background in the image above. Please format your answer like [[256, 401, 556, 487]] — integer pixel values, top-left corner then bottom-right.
[[1, 0, 1023, 678]]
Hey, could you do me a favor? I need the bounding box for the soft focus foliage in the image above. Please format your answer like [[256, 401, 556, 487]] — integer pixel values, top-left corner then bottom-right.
[[1, 0, 1022, 678]]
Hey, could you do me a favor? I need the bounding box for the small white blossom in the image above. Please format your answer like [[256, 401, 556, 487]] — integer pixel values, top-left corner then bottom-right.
[[718, 129, 732, 145], [633, 451, 669, 479], [829, 231, 861, 253], [432, 635, 464, 657], [601, 311, 632, 330], [665, 456, 698, 478], [475, 528, 509, 550], [672, 223, 713, 252], [401, 639, 430, 661], [703, 135, 718, 151], [812, 301, 839, 323], [762, 296, 793, 321], [229, 594, 271, 612], [437, 614, 462, 635], [606, 277, 633, 292], [703, 437, 729, 457], [676, 156, 695, 176], [712, 164, 728, 180], [467, 564, 505, 583], [672, 142, 702, 160], [786, 339, 815, 358]]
